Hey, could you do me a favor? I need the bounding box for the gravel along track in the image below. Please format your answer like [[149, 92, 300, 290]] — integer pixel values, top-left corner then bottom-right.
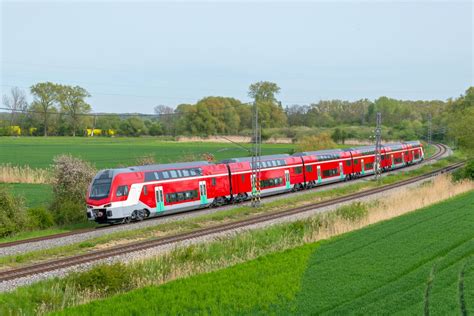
[[0, 161, 463, 292], [0, 143, 449, 257]]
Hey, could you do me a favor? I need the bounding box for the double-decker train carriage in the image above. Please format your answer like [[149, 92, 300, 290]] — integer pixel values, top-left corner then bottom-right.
[[86, 141, 424, 224], [345, 146, 381, 177], [293, 149, 353, 186], [221, 154, 304, 201]]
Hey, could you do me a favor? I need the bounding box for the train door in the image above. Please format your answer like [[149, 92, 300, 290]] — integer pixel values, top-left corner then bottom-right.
[[155, 186, 164, 213], [285, 170, 290, 189], [339, 162, 344, 180], [199, 181, 208, 205], [391, 155, 394, 168], [361, 159, 365, 175], [251, 174, 257, 195], [317, 165, 322, 184]]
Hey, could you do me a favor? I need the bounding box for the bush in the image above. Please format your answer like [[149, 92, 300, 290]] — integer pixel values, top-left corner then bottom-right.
[[51, 198, 87, 226], [295, 133, 337, 152], [51, 155, 96, 203], [452, 160, 474, 181], [72, 263, 135, 295], [336, 202, 368, 222], [26, 207, 55, 230], [51, 155, 96, 225], [0, 187, 28, 237]]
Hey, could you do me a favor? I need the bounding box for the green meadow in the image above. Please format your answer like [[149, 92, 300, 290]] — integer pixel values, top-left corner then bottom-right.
[[0, 183, 52, 208], [0, 137, 294, 169]]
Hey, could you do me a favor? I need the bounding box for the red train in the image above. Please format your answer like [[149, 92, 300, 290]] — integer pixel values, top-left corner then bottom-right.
[[86, 141, 424, 224]]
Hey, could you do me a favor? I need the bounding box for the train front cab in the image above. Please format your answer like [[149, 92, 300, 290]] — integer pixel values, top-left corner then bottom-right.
[[86, 169, 145, 224]]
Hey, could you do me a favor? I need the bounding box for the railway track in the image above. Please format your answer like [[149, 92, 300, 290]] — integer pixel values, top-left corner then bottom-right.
[[0, 143, 449, 250], [0, 159, 464, 283]]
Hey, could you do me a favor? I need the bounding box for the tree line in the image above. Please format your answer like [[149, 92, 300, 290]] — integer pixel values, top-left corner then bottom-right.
[[2, 81, 473, 151]]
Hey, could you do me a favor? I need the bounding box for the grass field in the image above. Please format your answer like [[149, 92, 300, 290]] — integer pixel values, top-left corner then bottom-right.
[[0, 137, 294, 169], [0, 183, 52, 208], [58, 190, 474, 315]]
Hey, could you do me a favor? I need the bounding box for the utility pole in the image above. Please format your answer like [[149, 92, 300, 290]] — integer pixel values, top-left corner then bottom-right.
[[428, 113, 432, 145], [251, 101, 261, 207], [91, 115, 97, 137], [374, 112, 382, 181]]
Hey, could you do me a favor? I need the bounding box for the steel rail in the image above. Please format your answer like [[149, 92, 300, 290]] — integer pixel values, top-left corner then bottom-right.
[[0, 159, 464, 283]]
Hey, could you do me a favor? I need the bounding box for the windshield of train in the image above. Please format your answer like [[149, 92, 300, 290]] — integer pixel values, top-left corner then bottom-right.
[[89, 170, 113, 200]]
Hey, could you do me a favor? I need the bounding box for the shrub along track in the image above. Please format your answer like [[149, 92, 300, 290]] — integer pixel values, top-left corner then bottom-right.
[[0, 158, 464, 283], [0, 143, 448, 250]]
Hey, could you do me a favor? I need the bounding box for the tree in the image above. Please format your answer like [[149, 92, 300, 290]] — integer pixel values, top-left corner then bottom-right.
[[447, 87, 474, 154], [118, 117, 147, 136], [57, 85, 91, 136], [248, 81, 281, 103], [154, 105, 176, 135], [248, 81, 286, 128], [2, 87, 28, 129], [30, 82, 59, 136]]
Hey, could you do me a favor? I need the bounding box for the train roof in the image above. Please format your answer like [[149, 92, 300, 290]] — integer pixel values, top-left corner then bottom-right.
[[346, 145, 376, 152], [403, 140, 422, 146], [97, 161, 212, 177], [383, 142, 404, 150], [219, 154, 290, 164], [292, 149, 344, 157]]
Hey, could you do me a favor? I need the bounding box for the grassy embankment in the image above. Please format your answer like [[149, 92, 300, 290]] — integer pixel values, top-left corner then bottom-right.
[[61, 189, 474, 315], [1, 180, 472, 315]]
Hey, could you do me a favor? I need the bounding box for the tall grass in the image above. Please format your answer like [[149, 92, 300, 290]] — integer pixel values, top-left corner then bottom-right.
[[0, 164, 50, 184], [310, 175, 474, 242]]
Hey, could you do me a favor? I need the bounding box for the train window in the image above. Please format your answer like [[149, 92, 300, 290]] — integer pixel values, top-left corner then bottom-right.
[[346, 160, 351, 167], [365, 163, 374, 169], [145, 172, 155, 182], [322, 169, 338, 177], [279, 160, 286, 166], [294, 167, 303, 174], [182, 169, 190, 177], [170, 170, 178, 178], [116, 185, 129, 197], [189, 169, 197, 176], [162, 171, 170, 179], [166, 193, 177, 203], [306, 165, 313, 173], [354, 159, 359, 165], [176, 170, 183, 178], [177, 192, 185, 201], [212, 178, 216, 186]]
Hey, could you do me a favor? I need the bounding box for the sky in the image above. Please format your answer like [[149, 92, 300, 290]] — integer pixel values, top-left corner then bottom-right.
[[1, 0, 473, 113]]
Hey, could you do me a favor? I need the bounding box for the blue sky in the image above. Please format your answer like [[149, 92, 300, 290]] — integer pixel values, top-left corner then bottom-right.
[[1, 1, 472, 113]]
